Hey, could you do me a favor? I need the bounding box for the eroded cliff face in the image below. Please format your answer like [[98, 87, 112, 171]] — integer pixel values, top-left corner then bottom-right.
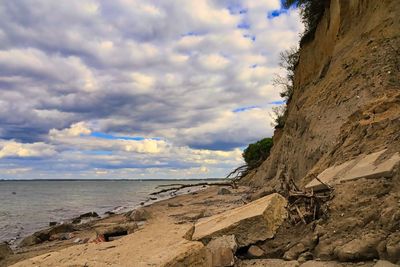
[[243, 0, 400, 189]]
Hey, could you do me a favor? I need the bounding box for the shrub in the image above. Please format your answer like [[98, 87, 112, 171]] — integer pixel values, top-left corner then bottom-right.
[[271, 105, 287, 129], [273, 46, 299, 102], [283, 0, 329, 45], [242, 138, 273, 169]]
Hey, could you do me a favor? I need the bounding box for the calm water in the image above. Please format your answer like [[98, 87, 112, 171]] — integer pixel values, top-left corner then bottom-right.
[[0, 180, 206, 244]]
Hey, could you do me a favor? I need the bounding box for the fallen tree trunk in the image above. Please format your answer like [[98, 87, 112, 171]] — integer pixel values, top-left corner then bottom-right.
[[150, 181, 236, 195]]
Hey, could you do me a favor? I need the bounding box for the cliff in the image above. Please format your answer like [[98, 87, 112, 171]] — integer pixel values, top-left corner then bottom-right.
[[243, 0, 400, 190], [239, 0, 400, 263]]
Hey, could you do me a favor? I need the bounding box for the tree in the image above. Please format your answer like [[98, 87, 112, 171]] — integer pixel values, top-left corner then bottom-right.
[[283, 0, 329, 44], [242, 138, 273, 169]]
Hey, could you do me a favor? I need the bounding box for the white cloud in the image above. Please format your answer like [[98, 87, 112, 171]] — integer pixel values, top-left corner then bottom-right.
[[0, 0, 302, 179], [0, 140, 56, 159]]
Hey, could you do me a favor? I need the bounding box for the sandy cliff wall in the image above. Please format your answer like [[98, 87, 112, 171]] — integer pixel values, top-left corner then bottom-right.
[[243, 0, 400, 189]]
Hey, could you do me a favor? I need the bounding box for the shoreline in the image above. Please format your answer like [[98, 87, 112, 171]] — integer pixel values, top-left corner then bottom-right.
[[0, 180, 217, 247], [2, 184, 241, 266]]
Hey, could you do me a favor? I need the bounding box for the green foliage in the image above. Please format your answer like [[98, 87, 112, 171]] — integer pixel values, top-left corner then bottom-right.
[[242, 138, 273, 169], [283, 0, 329, 44]]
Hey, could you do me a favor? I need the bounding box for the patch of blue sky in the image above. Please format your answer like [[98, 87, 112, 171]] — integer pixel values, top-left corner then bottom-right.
[[237, 22, 250, 29], [233, 106, 259, 113], [88, 132, 161, 141], [250, 64, 258, 68], [269, 100, 286, 105], [267, 9, 288, 19]]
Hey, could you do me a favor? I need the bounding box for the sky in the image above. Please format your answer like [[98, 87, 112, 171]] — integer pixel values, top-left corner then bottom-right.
[[0, 0, 303, 180]]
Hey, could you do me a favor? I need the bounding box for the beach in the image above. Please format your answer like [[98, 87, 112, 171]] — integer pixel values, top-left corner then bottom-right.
[[2, 185, 249, 266]]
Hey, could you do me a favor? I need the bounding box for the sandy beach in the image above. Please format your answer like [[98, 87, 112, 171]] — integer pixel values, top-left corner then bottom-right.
[[2, 185, 249, 266]]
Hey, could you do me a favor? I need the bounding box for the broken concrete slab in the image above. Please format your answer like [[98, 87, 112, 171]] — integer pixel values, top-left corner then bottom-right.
[[192, 193, 287, 247], [341, 152, 400, 182], [305, 159, 356, 191], [305, 150, 400, 191]]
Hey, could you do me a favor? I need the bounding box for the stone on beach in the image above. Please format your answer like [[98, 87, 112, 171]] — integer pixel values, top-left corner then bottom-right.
[[305, 150, 400, 191], [206, 235, 237, 267], [125, 208, 150, 221], [218, 187, 232, 195], [0, 242, 12, 260], [247, 245, 265, 258], [191, 193, 287, 247]]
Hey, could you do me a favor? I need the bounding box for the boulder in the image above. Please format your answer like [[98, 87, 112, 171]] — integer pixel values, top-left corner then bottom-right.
[[0, 242, 12, 260], [20, 223, 76, 246], [284, 243, 307, 261], [72, 211, 99, 223], [126, 208, 150, 221], [297, 251, 313, 262], [247, 245, 265, 258], [192, 193, 287, 247], [218, 188, 232, 195], [164, 242, 211, 267], [206, 235, 237, 266], [334, 232, 385, 261]]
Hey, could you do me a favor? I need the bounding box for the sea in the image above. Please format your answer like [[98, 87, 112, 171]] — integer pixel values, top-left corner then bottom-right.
[[0, 179, 212, 245]]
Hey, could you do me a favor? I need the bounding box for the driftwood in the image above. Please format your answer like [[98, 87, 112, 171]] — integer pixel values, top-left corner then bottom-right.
[[150, 181, 236, 196]]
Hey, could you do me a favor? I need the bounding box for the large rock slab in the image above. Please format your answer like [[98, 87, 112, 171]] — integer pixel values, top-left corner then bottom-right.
[[306, 150, 400, 191], [191, 193, 287, 247]]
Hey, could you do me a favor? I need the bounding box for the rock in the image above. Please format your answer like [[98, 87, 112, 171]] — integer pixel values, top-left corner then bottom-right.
[[306, 150, 400, 191], [206, 235, 237, 267], [49, 232, 75, 241], [192, 193, 287, 247], [95, 222, 138, 241], [19, 235, 41, 247], [20, 223, 76, 246], [247, 245, 264, 258], [126, 208, 150, 221], [299, 261, 343, 267], [73, 238, 82, 244], [72, 211, 99, 223], [237, 259, 299, 267], [104, 211, 115, 216], [218, 188, 232, 195], [385, 232, 400, 263], [49, 221, 57, 226], [297, 251, 313, 262], [0, 242, 12, 260], [168, 203, 184, 207], [284, 243, 307, 260], [373, 260, 400, 267], [164, 242, 211, 267], [183, 225, 195, 240], [334, 232, 385, 262]]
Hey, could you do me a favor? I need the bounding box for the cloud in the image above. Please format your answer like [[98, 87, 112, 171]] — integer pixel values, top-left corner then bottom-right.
[[0, 0, 302, 179], [0, 140, 55, 159]]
